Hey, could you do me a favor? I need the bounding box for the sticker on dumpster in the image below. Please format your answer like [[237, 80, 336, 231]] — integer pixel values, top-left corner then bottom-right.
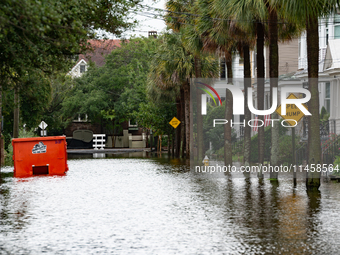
[[32, 142, 47, 154]]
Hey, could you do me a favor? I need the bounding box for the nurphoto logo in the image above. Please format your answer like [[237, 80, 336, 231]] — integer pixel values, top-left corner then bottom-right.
[[199, 82, 312, 128]]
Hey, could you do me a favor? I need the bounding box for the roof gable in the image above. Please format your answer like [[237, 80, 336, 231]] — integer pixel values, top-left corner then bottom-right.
[[324, 39, 340, 71], [79, 39, 121, 67], [70, 58, 87, 74]]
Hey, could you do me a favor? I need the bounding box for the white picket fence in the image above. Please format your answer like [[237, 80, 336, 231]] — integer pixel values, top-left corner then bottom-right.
[[93, 134, 106, 150]]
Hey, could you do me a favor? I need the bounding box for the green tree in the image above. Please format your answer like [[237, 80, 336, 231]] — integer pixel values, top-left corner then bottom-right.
[[0, 0, 140, 79], [148, 31, 219, 159], [202, 102, 236, 152], [40, 74, 74, 136], [61, 37, 158, 136], [0, 0, 142, 164], [1, 70, 52, 136], [134, 101, 177, 152]]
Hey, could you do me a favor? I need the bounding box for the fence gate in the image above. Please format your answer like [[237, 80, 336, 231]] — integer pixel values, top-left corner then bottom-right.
[[93, 134, 106, 150]]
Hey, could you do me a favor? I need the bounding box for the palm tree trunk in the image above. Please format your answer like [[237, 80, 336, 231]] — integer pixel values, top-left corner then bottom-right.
[[257, 22, 265, 173], [176, 95, 181, 158], [181, 123, 186, 158], [13, 86, 20, 138], [306, 15, 321, 190], [172, 133, 175, 157], [243, 44, 251, 171], [224, 52, 233, 167], [195, 56, 203, 162], [268, 6, 279, 180], [183, 80, 190, 158], [168, 134, 171, 155], [159, 135, 162, 156], [181, 87, 185, 158]]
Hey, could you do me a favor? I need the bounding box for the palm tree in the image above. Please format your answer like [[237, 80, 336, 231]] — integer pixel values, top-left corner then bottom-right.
[[267, 4, 280, 180], [228, 23, 255, 169], [166, 0, 221, 161], [0, 81, 3, 166], [214, 0, 302, 179], [213, 0, 267, 171], [211, 0, 266, 171], [165, 0, 196, 160], [191, 0, 239, 166], [279, 0, 339, 190], [267, 2, 304, 180], [182, 23, 205, 163], [148, 32, 219, 159]]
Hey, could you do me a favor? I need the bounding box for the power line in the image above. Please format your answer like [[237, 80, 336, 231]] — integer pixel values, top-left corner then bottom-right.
[[137, 3, 340, 26]]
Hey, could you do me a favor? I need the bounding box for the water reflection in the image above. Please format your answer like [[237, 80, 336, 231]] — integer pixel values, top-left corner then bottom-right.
[[1, 159, 340, 253], [68, 151, 152, 160]]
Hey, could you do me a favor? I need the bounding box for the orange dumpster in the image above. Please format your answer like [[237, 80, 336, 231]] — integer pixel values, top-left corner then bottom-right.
[[12, 136, 69, 177]]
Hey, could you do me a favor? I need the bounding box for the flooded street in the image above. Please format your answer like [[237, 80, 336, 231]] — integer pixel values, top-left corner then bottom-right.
[[1, 155, 340, 254]]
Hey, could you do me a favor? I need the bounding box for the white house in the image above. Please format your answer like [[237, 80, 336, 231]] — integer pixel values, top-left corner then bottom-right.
[[68, 39, 121, 78]]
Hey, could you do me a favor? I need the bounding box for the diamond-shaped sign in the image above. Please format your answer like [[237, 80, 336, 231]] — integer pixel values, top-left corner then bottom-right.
[[276, 93, 308, 126], [169, 117, 181, 129], [39, 121, 48, 129]]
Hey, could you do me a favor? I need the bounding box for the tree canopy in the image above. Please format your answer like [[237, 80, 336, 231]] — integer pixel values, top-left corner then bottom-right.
[[60, 37, 159, 129], [0, 0, 141, 83]]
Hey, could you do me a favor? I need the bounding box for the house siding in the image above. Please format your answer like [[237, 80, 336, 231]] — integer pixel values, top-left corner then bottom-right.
[[265, 39, 299, 78]]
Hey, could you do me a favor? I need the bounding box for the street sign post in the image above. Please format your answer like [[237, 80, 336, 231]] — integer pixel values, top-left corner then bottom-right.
[[276, 93, 306, 185], [39, 121, 48, 137]]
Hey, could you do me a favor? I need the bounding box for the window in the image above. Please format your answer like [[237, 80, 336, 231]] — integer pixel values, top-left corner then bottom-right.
[[129, 119, 137, 127], [325, 82, 330, 113], [80, 64, 86, 73], [128, 119, 138, 131], [334, 14, 340, 39], [73, 113, 88, 122]]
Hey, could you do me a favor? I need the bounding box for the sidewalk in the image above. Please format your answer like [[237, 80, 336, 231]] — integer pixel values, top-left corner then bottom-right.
[[67, 148, 151, 154]]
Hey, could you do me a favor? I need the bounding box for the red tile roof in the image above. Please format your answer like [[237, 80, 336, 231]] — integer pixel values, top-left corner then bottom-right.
[[79, 39, 121, 67]]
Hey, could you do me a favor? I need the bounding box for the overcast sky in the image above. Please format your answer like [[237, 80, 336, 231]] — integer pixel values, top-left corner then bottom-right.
[[122, 0, 167, 38]]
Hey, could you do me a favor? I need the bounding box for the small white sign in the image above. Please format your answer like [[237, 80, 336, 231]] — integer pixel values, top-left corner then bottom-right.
[[39, 121, 48, 130]]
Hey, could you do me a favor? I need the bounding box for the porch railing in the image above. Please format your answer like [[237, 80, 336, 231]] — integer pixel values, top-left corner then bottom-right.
[[322, 134, 340, 165]]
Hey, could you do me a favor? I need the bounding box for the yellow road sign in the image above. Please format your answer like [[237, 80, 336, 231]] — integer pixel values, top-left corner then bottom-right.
[[276, 93, 308, 126], [169, 117, 181, 129]]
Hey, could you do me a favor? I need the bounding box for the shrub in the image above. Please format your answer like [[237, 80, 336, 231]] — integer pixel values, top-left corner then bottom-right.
[[4, 128, 38, 166], [250, 124, 298, 164], [333, 156, 340, 176]]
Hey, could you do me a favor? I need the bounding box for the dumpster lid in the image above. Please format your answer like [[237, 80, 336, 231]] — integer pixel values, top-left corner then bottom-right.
[[12, 136, 66, 143]]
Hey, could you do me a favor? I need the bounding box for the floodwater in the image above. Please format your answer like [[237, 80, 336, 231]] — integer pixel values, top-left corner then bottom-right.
[[1, 154, 340, 254]]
